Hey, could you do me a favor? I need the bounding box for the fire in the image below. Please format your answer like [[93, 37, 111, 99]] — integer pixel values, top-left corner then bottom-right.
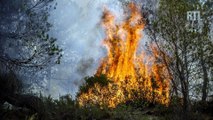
[[77, 3, 170, 108]]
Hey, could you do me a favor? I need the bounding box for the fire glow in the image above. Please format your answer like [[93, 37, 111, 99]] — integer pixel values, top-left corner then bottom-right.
[[77, 3, 170, 108]]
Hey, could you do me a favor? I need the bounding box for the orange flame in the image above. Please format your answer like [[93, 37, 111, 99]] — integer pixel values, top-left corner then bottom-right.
[[77, 3, 170, 108]]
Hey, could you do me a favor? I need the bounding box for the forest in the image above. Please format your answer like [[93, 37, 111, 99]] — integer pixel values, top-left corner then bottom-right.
[[0, 0, 213, 120]]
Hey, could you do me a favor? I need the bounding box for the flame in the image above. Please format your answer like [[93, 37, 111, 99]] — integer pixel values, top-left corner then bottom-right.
[[77, 3, 170, 108]]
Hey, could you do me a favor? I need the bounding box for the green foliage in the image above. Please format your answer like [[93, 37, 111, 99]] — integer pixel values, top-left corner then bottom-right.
[[78, 74, 112, 95], [33, 95, 154, 120], [124, 99, 152, 110], [40, 97, 163, 120], [147, 0, 213, 114], [1, 94, 212, 120]]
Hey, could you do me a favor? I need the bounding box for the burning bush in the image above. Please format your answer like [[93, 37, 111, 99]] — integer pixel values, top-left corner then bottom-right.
[[77, 3, 170, 108]]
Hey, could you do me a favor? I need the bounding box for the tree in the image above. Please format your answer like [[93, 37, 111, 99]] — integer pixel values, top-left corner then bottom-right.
[[146, 0, 194, 117], [0, 0, 62, 71], [0, 0, 62, 116], [194, 0, 213, 102], [0, 0, 62, 93], [146, 0, 213, 117]]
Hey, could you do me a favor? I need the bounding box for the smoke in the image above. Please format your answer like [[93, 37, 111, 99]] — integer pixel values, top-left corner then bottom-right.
[[48, 0, 128, 97], [76, 58, 94, 77]]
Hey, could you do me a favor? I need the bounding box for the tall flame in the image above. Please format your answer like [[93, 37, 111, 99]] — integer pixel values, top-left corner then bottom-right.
[[77, 3, 170, 108]]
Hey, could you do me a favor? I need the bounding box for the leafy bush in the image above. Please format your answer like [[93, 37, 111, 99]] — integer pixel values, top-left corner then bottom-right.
[[78, 74, 112, 95]]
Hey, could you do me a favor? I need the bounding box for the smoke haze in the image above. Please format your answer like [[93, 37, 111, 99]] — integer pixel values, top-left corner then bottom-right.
[[48, 0, 126, 97]]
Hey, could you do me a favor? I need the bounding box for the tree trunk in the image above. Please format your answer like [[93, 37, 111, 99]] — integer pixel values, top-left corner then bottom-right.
[[180, 74, 190, 111], [175, 45, 191, 118], [201, 54, 209, 102]]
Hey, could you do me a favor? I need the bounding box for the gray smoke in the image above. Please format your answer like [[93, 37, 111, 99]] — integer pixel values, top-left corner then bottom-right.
[[47, 0, 126, 98]]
